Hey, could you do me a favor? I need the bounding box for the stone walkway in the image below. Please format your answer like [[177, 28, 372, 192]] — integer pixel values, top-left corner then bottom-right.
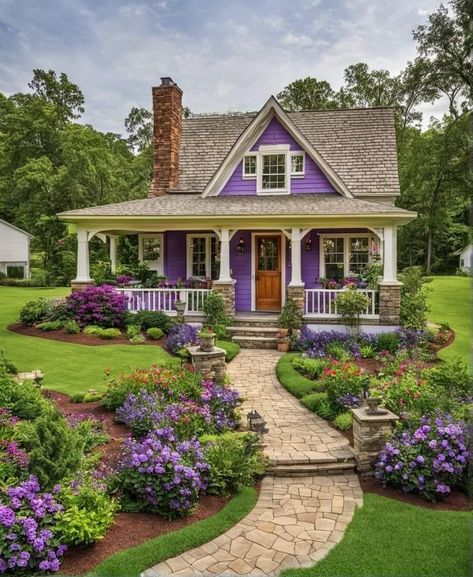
[[143, 350, 362, 577]]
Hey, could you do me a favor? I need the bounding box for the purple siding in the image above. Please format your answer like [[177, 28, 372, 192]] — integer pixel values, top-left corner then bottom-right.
[[230, 231, 252, 311], [220, 117, 335, 196], [164, 231, 187, 280]]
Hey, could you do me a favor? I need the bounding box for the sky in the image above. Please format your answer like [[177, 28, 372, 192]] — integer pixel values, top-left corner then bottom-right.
[[0, 0, 444, 135]]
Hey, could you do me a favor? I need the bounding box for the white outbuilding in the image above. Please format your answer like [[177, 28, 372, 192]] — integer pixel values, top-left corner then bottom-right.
[[458, 244, 473, 273], [0, 219, 33, 278]]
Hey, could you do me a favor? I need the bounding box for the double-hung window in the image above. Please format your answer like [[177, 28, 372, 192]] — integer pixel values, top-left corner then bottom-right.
[[242, 145, 306, 194], [139, 234, 164, 274], [321, 234, 376, 280], [187, 234, 220, 280]]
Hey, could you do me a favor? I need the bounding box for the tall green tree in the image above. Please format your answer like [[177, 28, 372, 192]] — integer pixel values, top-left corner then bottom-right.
[[277, 77, 340, 110]]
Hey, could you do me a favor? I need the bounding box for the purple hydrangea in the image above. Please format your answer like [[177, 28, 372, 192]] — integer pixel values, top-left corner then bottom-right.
[[118, 428, 209, 518], [0, 476, 66, 573], [375, 413, 468, 501], [165, 323, 198, 355]]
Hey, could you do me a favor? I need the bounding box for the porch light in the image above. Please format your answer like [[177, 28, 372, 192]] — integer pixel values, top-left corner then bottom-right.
[[247, 410, 267, 433], [236, 236, 246, 254], [305, 236, 312, 251]]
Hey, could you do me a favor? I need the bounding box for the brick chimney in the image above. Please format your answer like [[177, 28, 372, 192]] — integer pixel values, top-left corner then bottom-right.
[[149, 77, 182, 196]]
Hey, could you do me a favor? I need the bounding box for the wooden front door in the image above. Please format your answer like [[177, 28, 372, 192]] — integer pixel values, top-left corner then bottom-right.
[[255, 235, 282, 311]]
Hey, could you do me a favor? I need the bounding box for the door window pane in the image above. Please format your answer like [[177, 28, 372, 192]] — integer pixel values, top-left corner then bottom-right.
[[191, 237, 207, 278], [257, 238, 279, 271]]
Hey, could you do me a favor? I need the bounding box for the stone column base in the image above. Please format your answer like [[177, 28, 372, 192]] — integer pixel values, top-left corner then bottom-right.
[[286, 284, 305, 314], [378, 281, 402, 325], [188, 346, 226, 382], [351, 407, 399, 477], [211, 280, 236, 318], [70, 280, 95, 292]]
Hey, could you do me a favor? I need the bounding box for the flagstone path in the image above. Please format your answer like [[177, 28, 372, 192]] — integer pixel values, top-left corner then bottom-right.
[[143, 350, 362, 577]]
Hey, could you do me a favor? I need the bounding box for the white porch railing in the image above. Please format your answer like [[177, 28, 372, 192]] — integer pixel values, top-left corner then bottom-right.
[[304, 288, 379, 319], [115, 288, 211, 315]]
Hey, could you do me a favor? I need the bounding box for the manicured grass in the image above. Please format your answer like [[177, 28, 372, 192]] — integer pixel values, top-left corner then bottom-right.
[[0, 286, 173, 395], [282, 493, 470, 577], [276, 352, 318, 398], [427, 276, 471, 364], [216, 339, 241, 362], [84, 486, 257, 577]]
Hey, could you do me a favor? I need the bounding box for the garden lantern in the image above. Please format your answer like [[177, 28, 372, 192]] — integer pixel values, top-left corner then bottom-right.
[[247, 410, 267, 433]]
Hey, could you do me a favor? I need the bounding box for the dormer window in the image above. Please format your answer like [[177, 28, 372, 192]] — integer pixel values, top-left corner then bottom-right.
[[242, 146, 306, 195]]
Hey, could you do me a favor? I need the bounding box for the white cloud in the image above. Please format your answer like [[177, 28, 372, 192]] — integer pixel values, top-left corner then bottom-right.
[[282, 33, 314, 47]]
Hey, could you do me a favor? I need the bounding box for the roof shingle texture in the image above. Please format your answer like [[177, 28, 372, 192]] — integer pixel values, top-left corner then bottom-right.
[[172, 108, 400, 197], [59, 193, 413, 218]]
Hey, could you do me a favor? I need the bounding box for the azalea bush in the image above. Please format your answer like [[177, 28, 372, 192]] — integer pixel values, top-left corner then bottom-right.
[[372, 371, 437, 417], [65, 285, 128, 328], [116, 427, 209, 518], [0, 476, 66, 573], [375, 414, 468, 501], [318, 361, 366, 415]]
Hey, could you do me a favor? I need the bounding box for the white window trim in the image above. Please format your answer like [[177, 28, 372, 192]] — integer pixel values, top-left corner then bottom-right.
[[256, 144, 291, 195], [290, 151, 305, 177], [319, 233, 376, 278], [138, 233, 164, 275], [186, 234, 218, 280], [242, 152, 257, 179]]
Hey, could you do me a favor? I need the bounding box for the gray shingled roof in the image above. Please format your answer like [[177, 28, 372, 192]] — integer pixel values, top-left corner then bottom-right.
[[59, 193, 414, 218], [173, 108, 400, 197]]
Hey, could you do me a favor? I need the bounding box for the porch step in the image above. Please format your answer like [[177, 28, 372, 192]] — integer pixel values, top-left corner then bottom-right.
[[231, 335, 277, 349], [228, 326, 277, 337], [233, 315, 279, 328], [267, 460, 355, 477]]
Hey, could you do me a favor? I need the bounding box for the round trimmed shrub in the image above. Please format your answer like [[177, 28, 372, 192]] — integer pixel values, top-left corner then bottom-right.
[[146, 327, 164, 340], [19, 298, 53, 326], [65, 285, 127, 328]]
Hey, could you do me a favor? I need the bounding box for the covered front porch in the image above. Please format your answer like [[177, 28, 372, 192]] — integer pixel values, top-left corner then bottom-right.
[[70, 220, 402, 324]]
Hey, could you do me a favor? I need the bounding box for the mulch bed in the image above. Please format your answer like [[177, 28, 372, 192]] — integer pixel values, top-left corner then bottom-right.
[[59, 497, 229, 575], [44, 390, 231, 575], [9, 323, 166, 348], [360, 475, 470, 512]]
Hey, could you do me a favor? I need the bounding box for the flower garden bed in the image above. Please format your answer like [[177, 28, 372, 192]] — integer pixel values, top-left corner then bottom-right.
[[0, 350, 262, 575], [278, 327, 471, 504]]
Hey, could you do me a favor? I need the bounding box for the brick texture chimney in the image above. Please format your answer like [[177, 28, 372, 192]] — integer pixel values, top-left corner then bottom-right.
[[149, 77, 182, 196]]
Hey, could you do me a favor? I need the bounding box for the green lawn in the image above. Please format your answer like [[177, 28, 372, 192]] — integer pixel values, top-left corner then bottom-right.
[[282, 493, 470, 577], [427, 276, 471, 363], [0, 286, 172, 395]]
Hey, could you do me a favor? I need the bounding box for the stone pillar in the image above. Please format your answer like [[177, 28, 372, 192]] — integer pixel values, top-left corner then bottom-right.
[[211, 281, 235, 318], [71, 229, 94, 291], [378, 282, 402, 325], [109, 235, 117, 274], [351, 407, 399, 477], [187, 346, 226, 382], [287, 284, 305, 315]]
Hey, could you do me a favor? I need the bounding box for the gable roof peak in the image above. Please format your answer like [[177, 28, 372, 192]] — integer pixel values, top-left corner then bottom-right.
[[201, 96, 352, 198]]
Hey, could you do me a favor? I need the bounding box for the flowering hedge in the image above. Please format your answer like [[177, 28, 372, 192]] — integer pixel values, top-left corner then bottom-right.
[[65, 285, 128, 328], [375, 414, 469, 500], [117, 379, 240, 438], [117, 427, 209, 518], [0, 476, 66, 573]]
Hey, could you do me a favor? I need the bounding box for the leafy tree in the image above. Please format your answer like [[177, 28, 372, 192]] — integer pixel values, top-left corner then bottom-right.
[[125, 106, 152, 152], [28, 68, 85, 120], [277, 77, 340, 110]]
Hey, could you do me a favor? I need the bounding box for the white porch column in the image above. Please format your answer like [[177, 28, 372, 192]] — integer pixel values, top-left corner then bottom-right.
[[74, 228, 92, 282], [382, 225, 398, 282], [109, 235, 117, 274], [217, 228, 232, 282], [288, 228, 303, 286]]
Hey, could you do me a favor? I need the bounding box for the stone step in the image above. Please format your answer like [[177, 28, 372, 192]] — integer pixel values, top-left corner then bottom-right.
[[233, 315, 279, 328], [231, 335, 277, 349], [267, 461, 355, 477], [228, 326, 278, 337]]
